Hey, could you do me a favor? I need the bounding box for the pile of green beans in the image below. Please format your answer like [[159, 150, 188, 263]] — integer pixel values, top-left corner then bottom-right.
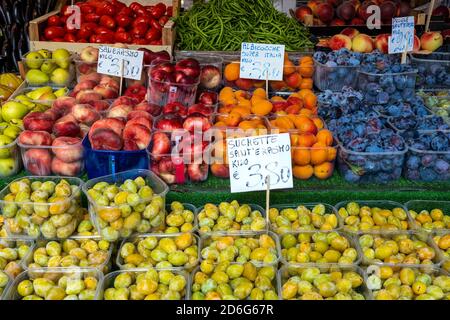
[[175, 0, 313, 51]]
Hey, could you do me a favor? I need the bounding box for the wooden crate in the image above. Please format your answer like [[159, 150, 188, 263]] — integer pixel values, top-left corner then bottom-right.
[[29, 0, 180, 55]]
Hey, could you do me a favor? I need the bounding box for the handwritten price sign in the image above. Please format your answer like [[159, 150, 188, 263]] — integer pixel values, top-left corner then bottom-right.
[[388, 16, 415, 54], [240, 42, 285, 81], [97, 46, 144, 80], [227, 133, 293, 193]]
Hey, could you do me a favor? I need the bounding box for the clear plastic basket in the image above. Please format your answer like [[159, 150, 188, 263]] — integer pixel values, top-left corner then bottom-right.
[[279, 230, 361, 267], [199, 231, 281, 267], [18, 138, 85, 177], [404, 145, 450, 182], [337, 143, 407, 184], [101, 268, 190, 300], [74, 59, 98, 82], [4, 267, 104, 300], [269, 203, 343, 234], [430, 229, 450, 272], [278, 264, 372, 300], [356, 230, 442, 267], [176, 54, 223, 92], [10, 86, 68, 106], [0, 139, 22, 178], [410, 52, 450, 89], [0, 176, 84, 239], [405, 200, 450, 232], [22, 235, 113, 274], [22, 56, 75, 87], [83, 169, 169, 241], [334, 200, 415, 234], [313, 59, 359, 92], [0, 238, 35, 278], [116, 232, 200, 271]]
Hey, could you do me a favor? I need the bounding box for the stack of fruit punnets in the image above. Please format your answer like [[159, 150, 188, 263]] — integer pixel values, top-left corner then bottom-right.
[[280, 265, 370, 300], [319, 88, 407, 183], [148, 59, 202, 107], [23, 49, 74, 87], [0, 177, 84, 239], [0, 238, 33, 278], [223, 54, 314, 93], [6, 268, 103, 300], [83, 169, 169, 242], [102, 268, 188, 300]]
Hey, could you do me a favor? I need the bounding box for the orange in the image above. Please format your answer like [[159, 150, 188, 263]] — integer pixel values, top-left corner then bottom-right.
[[299, 78, 313, 89], [316, 129, 334, 146], [303, 93, 317, 109], [327, 147, 337, 161], [253, 88, 267, 99], [310, 142, 328, 165], [293, 148, 311, 166], [314, 162, 334, 180], [283, 60, 296, 75], [311, 117, 324, 130], [224, 63, 240, 81], [251, 99, 273, 116], [293, 165, 314, 180], [298, 133, 317, 147], [293, 116, 318, 135]]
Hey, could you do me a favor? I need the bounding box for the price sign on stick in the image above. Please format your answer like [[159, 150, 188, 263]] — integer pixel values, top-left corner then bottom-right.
[[240, 42, 285, 81], [97, 46, 144, 80], [227, 133, 293, 193], [388, 16, 415, 55]]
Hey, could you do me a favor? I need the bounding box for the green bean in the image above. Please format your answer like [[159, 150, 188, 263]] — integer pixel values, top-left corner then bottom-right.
[[175, 0, 313, 51]]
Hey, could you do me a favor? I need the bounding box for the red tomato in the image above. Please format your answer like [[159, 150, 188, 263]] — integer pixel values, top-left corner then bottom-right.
[[159, 15, 169, 26], [64, 34, 77, 42], [96, 33, 115, 44], [150, 3, 166, 19], [99, 15, 116, 29], [118, 7, 132, 16], [149, 18, 162, 31], [44, 26, 65, 40], [145, 28, 162, 42], [84, 13, 100, 23], [116, 14, 131, 28], [80, 4, 95, 14], [130, 23, 148, 38], [96, 2, 116, 16], [115, 31, 132, 44], [167, 6, 173, 17], [47, 15, 61, 27]]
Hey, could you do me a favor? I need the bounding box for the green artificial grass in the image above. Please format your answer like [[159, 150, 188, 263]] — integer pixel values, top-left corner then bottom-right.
[[1, 170, 449, 208]]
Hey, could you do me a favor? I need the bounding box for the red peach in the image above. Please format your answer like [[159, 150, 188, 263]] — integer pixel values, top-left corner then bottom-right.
[[87, 100, 111, 112], [52, 96, 76, 115], [23, 149, 52, 175], [341, 27, 360, 39], [374, 34, 390, 54], [23, 112, 55, 133], [89, 118, 125, 138], [124, 139, 140, 151], [210, 163, 229, 178], [123, 124, 151, 150], [52, 136, 83, 162], [89, 128, 123, 151], [126, 117, 153, 130], [420, 31, 443, 52], [111, 96, 139, 107], [53, 114, 81, 137], [150, 132, 171, 157], [93, 84, 119, 99], [329, 34, 353, 50], [351, 33, 374, 53], [76, 90, 103, 104], [135, 101, 162, 116], [107, 105, 133, 119], [73, 80, 97, 93], [187, 163, 208, 182], [18, 131, 53, 146], [51, 157, 82, 176], [235, 78, 254, 90], [72, 104, 101, 126], [79, 72, 102, 83]]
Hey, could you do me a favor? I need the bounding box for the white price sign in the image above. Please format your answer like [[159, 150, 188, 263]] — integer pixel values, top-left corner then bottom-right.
[[388, 16, 415, 54], [97, 46, 144, 80], [227, 133, 293, 193], [240, 42, 285, 81]]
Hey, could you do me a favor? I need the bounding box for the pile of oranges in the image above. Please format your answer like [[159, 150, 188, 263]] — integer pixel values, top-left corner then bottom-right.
[[223, 54, 314, 92]]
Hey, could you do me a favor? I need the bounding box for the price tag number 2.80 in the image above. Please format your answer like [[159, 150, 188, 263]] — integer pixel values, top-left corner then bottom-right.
[[239, 162, 291, 189], [98, 58, 141, 78]]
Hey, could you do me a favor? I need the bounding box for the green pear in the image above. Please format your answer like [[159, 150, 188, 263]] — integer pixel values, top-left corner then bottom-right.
[[13, 94, 31, 102], [54, 87, 69, 97], [0, 135, 13, 158], [3, 125, 21, 139], [52, 49, 71, 69], [26, 70, 50, 86], [9, 119, 23, 130], [37, 49, 52, 59], [50, 68, 70, 86], [0, 158, 18, 176], [26, 86, 53, 100], [41, 61, 57, 74], [39, 92, 57, 101], [1, 101, 28, 122], [25, 51, 44, 69], [20, 100, 36, 110]]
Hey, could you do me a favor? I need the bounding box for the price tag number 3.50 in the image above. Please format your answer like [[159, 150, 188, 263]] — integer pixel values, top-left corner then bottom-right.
[[243, 162, 291, 188], [99, 58, 141, 78]]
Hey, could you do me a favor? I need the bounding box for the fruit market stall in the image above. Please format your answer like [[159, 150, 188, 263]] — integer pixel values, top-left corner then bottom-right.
[[0, 0, 449, 302]]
